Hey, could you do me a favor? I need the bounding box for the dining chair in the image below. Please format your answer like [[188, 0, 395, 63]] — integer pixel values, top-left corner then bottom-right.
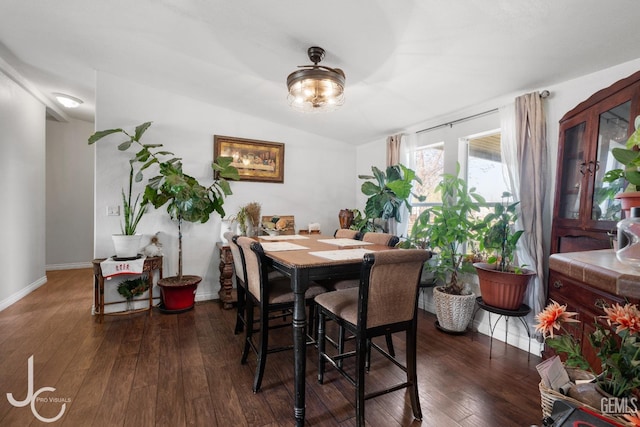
[[360, 231, 400, 247], [333, 228, 362, 239], [236, 236, 327, 393], [225, 232, 247, 334], [227, 233, 286, 334], [315, 249, 432, 427], [322, 231, 401, 356]]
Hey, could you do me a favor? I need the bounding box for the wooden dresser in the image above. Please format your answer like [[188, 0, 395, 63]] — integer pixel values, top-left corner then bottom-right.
[[547, 250, 640, 370]]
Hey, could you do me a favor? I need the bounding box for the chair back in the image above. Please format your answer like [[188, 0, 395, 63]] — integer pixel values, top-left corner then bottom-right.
[[360, 250, 431, 328], [361, 232, 399, 247], [334, 229, 361, 239], [225, 232, 245, 283], [236, 236, 265, 300]]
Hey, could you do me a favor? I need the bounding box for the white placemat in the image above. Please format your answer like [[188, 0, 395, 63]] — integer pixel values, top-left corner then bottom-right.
[[259, 235, 310, 241], [308, 248, 374, 261], [317, 238, 373, 247], [260, 242, 309, 252]]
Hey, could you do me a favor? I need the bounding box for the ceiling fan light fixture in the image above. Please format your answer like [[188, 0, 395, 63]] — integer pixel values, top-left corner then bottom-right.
[[286, 47, 345, 113], [53, 93, 83, 109]]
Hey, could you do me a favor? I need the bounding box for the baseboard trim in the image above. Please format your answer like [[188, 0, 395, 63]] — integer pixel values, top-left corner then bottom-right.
[[0, 275, 48, 312], [46, 262, 93, 271]]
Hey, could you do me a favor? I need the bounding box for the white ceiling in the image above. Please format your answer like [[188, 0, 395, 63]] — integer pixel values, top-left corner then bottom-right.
[[2, 0, 640, 145]]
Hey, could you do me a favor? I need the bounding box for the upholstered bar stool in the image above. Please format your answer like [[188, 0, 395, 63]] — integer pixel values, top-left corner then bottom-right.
[[236, 236, 327, 393], [315, 249, 431, 426]]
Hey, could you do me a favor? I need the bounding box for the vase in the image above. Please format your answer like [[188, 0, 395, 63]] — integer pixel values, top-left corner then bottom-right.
[[616, 209, 640, 269], [220, 219, 235, 243], [338, 209, 354, 229], [125, 298, 134, 311]]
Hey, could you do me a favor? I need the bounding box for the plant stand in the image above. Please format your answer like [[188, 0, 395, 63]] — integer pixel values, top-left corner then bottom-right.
[[92, 256, 163, 323], [472, 297, 531, 360]]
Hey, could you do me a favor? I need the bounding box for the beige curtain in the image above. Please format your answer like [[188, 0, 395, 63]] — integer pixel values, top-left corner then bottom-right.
[[501, 92, 548, 326], [386, 134, 402, 166], [386, 134, 403, 235]]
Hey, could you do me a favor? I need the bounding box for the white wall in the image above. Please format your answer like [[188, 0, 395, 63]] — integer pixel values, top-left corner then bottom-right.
[[0, 71, 47, 311], [94, 72, 357, 302], [46, 118, 95, 269]]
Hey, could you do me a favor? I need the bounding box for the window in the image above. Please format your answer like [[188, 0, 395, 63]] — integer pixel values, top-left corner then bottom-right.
[[466, 130, 509, 209], [407, 142, 444, 230]]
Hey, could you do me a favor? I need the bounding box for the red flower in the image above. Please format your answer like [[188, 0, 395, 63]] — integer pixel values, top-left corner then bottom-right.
[[535, 299, 579, 338]]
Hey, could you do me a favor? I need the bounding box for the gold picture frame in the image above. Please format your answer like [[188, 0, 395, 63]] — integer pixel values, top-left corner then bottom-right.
[[213, 135, 285, 183]]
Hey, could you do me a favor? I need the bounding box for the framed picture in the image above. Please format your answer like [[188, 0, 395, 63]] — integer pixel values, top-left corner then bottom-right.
[[213, 135, 285, 183]]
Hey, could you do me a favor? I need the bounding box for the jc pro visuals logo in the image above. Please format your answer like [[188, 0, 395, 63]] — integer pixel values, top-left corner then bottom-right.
[[6, 355, 69, 423]]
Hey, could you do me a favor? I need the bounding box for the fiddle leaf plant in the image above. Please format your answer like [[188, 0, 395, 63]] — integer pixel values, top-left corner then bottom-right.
[[358, 164, 425, 231]]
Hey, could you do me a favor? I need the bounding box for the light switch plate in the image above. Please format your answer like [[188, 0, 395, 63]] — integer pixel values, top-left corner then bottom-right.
[[107, 205, 120, 216]]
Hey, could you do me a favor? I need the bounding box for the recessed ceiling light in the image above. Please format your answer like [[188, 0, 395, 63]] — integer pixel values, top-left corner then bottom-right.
[[53, 93, 83, 109]]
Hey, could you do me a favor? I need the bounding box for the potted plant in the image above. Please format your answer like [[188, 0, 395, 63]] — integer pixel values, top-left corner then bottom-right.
[[473, 192, 536, 310], [419, 165, 484, 333], [90, 122, 239, 312], [117, 276, 150, 311], [603, 114, 640, 218], [357, 164, 425, 232], [89, 124, 150, 258]]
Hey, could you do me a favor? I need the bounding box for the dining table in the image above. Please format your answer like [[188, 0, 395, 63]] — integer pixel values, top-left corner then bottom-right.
[[255, 233, 396, 426]]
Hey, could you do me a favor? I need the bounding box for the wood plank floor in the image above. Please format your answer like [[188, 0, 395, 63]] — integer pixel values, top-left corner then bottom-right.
[[0, 268, 544, 426]]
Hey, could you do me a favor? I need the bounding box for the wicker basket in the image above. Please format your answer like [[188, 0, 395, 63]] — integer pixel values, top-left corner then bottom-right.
[[539, 379, 633, 426]]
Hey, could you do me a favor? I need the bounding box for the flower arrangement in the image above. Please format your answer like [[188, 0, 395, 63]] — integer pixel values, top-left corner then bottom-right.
[[535, 300, 640, 398], [117, 277, 150, 300]]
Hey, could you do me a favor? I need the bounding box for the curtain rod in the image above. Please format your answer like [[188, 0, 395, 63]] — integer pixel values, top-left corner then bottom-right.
[[415, 90, 550, 135]]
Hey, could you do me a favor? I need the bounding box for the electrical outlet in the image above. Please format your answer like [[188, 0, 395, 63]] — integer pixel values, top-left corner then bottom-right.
[[107, 205, 120, 216]]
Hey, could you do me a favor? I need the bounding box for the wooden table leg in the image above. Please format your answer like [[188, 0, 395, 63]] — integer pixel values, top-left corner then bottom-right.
[[291, 270, 307, 426]]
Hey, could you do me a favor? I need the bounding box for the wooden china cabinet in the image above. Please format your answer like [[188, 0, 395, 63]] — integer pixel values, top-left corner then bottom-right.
[[547, 70, 640, 370], [551, 69, 640, 254]]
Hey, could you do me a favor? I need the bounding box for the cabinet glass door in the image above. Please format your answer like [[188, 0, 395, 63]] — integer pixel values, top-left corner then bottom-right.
[[558, 122, 587, 219], [592, 101, 630, 222]]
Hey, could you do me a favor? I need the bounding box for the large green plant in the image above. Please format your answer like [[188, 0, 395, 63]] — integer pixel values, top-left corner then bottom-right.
[[420, 165, 484, 295], [477, 192, 524, 273], [89, 123, 151, 235], [358, 164, 425, 231], [603, 115, 640, 191], [89, 122, 239, 278]]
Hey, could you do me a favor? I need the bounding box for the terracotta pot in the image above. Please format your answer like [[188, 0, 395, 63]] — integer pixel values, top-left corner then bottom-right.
[[338, 209, 354, 229], [615, 191, 640, 219], [474, 262, 535, 310], [158, 275, 201, 312]]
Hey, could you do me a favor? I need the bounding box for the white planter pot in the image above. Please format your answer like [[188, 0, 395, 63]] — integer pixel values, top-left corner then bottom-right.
[[220, 219, 235, 243], [433, 286, 476, 333], [112, 234, 142, 258]]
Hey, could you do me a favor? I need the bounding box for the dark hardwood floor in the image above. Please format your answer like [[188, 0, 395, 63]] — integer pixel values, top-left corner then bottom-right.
[[0, 269, 544, 426]]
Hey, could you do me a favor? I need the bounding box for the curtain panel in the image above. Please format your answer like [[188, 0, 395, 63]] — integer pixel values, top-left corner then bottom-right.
[[500, 92, 548, 328]]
